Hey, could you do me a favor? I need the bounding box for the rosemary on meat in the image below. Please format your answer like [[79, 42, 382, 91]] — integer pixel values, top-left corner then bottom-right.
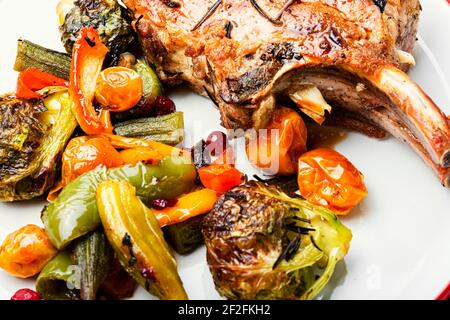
[[160, 0, 181, 8], [191, 0, 222, 31], [250, 0, 294, 24], [224, 21, 233, 38], [274, 0, 295, 21]]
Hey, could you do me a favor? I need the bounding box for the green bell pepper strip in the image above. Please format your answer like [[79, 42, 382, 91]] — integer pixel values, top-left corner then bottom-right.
[[42, 156, 196, 250], [36, 251, 80, 300]]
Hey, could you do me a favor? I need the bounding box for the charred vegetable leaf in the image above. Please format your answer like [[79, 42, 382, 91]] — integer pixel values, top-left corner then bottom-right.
[[72, 231, 113, 300], [0, 91, 77, 201], [164, 214, 206, 255], [42, 156, 196, 250], [202, 182, 352, 300], [60, 0, 135, 64], [97, 180, 188, 300], [36, 251, 80, 300]]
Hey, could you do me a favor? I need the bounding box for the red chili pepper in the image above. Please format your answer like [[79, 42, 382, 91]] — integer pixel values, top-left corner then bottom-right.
[[70, 26, 112, 135], [16, 68, 68, 99], [198, 164, 243, 193]]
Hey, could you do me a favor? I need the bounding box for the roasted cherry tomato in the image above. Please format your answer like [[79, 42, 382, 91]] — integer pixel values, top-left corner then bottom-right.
[[297, 148, 368, 215], [198, 164, 243, 193], [95, 66, 143, 112], [0, 225, 57, 278], [246, 107, 307, 175], [47, 135, 178, 201], [61, 136, 124, 185]]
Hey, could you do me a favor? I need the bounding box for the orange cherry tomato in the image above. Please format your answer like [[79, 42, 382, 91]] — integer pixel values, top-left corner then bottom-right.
[[95, 66, 143, 112], [297, 148, 368, 215], [61, 136, 124, 185], [198, 164, 244, 193], [0, 225, 57, 278], [246, 107, 307, 175]]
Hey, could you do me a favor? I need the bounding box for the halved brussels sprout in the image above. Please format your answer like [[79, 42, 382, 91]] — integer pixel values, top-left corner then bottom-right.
[[60, 0, 135, 64], [0, 89, 77, 201], [202, 182, 352, 300]]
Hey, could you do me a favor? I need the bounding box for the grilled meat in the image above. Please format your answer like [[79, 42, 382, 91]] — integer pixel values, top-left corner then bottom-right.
[[123, 0, 450, 186]]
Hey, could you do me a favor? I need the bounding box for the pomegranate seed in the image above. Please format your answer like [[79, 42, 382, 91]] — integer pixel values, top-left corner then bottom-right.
[[152, 198, 178, 210], [141, 267, 156, 281], [11, 289, 41, 300], [206, 131, 227, 156], [153, 96, 176, 116]]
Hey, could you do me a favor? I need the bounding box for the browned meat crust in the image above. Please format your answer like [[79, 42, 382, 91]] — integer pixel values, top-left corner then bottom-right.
[[124, 0, 449, 186]]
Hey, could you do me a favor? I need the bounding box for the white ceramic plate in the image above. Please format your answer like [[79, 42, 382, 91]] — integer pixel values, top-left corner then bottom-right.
[[0, 0, 449, 300]]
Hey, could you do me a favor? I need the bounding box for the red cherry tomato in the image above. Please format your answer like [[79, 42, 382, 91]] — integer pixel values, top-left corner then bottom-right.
[[297, 149, 368, 215]]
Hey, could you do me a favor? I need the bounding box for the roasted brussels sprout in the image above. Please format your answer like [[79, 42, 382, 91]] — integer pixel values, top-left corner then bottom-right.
[[202, 182, 352, 300], [0, 90, 77, 201], [60, 0, 135, 64]]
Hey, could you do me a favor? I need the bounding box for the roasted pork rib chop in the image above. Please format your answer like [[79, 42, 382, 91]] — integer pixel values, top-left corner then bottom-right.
[[123, 0, 450, 186]]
